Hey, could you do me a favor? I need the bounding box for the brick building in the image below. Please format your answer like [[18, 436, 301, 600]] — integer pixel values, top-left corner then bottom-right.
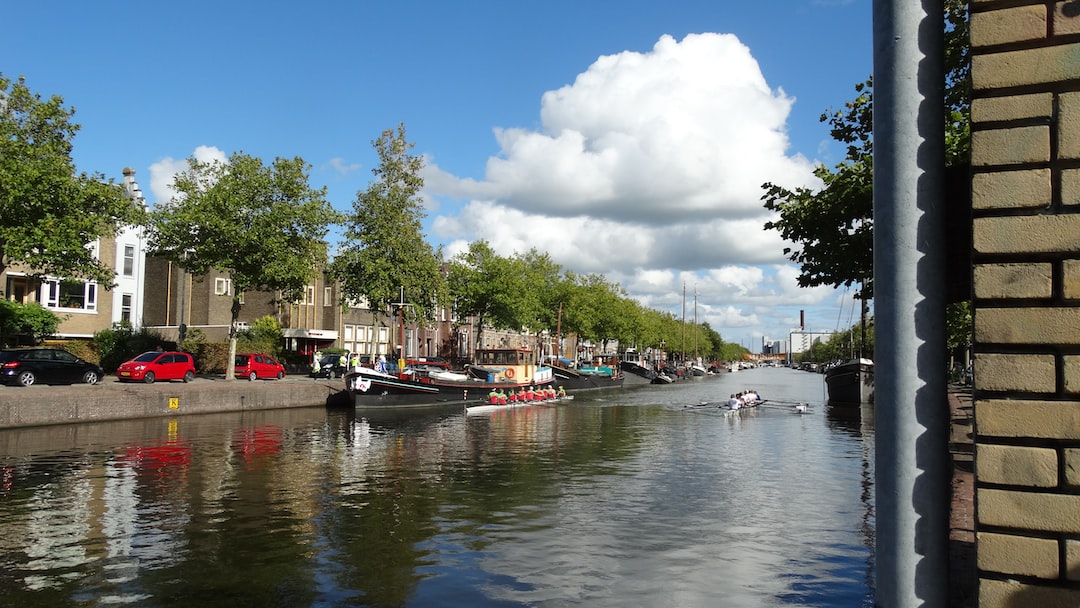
[[969, 1, 1080, 603]]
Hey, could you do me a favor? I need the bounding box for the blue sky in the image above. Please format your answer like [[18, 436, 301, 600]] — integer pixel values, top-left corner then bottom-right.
[[3, 0, 873, 351]]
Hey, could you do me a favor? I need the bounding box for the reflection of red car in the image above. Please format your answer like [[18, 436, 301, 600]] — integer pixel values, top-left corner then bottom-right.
[[117, 351, 196, 383], [234, 354, 285, 381]]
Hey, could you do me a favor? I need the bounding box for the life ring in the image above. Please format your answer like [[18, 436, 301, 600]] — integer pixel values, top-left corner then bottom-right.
[[505, 368, 516, 379]]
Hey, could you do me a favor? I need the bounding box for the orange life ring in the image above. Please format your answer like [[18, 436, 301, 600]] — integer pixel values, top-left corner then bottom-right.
[[505, 368, 516, 379]]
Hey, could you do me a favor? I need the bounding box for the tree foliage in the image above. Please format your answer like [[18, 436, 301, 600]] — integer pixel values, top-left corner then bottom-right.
[[332, 124, 445, 323], [0, 74, 144, 286], [0, 299, 60, 346], [148, 152, 338, 378], [447, 240, 527, 345], [760, 0, 970, 304]]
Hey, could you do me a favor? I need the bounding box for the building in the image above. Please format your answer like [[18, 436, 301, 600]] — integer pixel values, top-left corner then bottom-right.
[[1, 167, 148, 340]]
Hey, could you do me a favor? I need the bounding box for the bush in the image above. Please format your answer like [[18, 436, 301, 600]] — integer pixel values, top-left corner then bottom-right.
[[0, 300, 61, 346], [94, 326, 172, 372]]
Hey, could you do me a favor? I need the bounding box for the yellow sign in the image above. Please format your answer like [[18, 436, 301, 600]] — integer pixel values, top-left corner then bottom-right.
[[169, 397, 179, 410]]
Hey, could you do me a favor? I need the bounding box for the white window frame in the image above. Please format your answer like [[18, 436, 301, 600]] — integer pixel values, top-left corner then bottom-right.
[[42, 278, 97, 312], [122, 245, 135, 277], [215, 278, 231, 296], [324, 286, 333, 306], [304, 285, 316, 306], [121, 293, 133, 324]]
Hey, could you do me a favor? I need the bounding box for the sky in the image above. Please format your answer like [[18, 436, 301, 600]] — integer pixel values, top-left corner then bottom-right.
[[2, 0, 874, 351]]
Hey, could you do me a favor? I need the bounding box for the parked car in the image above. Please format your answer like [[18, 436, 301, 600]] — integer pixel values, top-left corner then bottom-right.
[[234, 353, 285, 381], [0, 348, 106, 387], [117, 351, 196, 383]]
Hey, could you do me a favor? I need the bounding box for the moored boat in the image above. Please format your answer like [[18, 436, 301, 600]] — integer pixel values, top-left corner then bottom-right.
[[824, 358, 874, 405], [344, 346, 554, 408], [551, 363, 624, 391], [618, 350, 659, 385]]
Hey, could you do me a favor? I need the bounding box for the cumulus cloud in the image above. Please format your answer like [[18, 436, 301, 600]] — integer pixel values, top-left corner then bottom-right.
[[148, 145, 227, 206], [424, 33, 833, 341]]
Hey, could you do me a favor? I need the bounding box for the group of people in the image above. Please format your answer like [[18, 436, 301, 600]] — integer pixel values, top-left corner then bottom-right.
[[311, 351, 390, 376], [727, 389, 762, 410], [487, 384, 567, 405]]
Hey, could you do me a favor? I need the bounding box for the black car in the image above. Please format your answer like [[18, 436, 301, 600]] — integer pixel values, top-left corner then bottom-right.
[[0, 348, 106, 387]]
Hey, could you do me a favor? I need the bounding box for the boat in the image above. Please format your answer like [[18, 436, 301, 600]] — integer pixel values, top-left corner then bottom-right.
[[617, 350, 659, 385], [551, 362, 624, 391], [466, 392, 575, 415], [825, 358, 875, 405], [344, 346, 554, 408]]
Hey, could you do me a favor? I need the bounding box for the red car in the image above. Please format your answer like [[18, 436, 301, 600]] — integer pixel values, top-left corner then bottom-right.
[[117, 351, 196, 384], [234, 353, 285, 381]]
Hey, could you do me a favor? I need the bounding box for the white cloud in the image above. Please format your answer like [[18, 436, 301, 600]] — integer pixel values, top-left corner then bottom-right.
[[148, 145, 227, 206], [424, 33, 832, 342]]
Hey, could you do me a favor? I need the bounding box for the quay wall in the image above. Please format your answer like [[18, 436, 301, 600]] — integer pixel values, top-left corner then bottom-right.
[[0, 377, 350, 429]]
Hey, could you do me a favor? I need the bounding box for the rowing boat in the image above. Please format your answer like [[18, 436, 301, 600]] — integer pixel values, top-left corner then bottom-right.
[[466, 394, 575, 415]]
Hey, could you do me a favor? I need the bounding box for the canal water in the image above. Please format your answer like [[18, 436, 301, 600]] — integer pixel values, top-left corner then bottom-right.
[[0, 367, 875, 607]]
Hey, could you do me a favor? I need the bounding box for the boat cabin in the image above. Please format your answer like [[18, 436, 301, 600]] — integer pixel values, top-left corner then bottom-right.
[[470, 347, 553, 384]]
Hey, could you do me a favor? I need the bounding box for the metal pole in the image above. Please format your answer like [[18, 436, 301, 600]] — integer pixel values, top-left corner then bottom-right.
[[873, 1, 949, 606]]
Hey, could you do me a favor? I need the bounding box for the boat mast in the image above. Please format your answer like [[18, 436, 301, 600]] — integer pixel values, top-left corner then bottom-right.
[[680, 282, 686, 365]]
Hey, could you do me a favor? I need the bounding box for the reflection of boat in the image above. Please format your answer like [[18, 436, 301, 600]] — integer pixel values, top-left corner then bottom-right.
[[344, 346, 554, 408], [825, 358, 875, 405]]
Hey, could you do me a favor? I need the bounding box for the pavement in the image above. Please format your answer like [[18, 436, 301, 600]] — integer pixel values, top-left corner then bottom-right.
[[949, 384, 976, 607]]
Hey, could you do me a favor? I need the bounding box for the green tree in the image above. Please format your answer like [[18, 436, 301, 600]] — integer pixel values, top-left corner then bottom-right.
[[331, 124, 445, 356], [0, 299, 60, 346], [0, 74, 144, 285], [447, 240, 528, 351], [148, 153, 338, 379], [761, 1, 970, 348]]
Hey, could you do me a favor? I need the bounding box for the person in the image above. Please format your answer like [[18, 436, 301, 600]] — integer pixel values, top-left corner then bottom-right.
[[312, 352, 321, 376], [557, 385, 567, 398], [488, 388, 499, 405], [338, 352, 348, 373], [350, 352, 360, 370], [376, 354, 387, 374], [728, 393, 741, 410], [497, 389, 507, 405]]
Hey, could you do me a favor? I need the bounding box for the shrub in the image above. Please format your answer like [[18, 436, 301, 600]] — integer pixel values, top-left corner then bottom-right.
[[94, 326, 172, 372]]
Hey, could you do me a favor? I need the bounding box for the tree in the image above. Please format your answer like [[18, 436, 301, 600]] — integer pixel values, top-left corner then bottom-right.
[[331, 124, 445, 357], [447, 240, 528, 350], [0, 300, 60, 346], [761, 0, 970, 302], [0, 74, 144, 285], [148, 152, 338, 379]]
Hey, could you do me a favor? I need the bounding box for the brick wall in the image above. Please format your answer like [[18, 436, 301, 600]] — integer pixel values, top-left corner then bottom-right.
[[971, 0, 1080, 604]]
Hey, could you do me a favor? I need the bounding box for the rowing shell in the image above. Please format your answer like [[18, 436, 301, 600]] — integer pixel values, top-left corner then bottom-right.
[[466, 394, 575, 414]]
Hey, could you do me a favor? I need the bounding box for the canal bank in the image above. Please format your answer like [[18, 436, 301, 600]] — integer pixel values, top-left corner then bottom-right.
[[0, 376, 350, 429]]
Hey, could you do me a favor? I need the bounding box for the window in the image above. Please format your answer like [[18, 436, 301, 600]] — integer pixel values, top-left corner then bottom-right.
[[305, 285, 316, 305], [122, 245, 135, 277], [215, 278, 230, 295], [237, 291, 245, 305], [43, 279, 97, 311], [121, 294, 132, 324], [324, 286, 333, 306]]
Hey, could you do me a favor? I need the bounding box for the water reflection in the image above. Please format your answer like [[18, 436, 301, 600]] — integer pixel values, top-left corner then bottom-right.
[[0, 368, 875, 607]]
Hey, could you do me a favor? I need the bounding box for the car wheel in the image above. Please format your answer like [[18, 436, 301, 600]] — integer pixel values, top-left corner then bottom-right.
[[143, 371, 156, 384], [276, 371, 284, 380], [82, 370, 101, 385], [183, 370, 194, 383], [248, 371, 257, 381], [17, 370, 35, 387]]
